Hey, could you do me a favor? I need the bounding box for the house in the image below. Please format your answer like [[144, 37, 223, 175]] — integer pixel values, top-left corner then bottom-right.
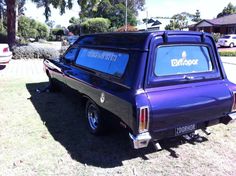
[[137, 18, 172, 31], [189, 13, 236, 34]]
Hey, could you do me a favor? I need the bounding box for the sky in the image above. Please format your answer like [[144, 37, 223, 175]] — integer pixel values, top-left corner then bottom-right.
[[24, 0, 235, 27]]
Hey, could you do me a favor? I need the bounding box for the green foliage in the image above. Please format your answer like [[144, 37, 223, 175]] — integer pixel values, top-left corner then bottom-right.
[[80, 18, 111, 34], [69, 17, 81, 24], [192, 10, 201, 22], [67, 24, 80, 35], [31, 0, 73, 21], [219, 51, 236, 57], [165, 13, 190, 30], [77, 0, 141, 28], [217, 2, 236, 18], [18, 16, 49, 39], [51, 28, 64, 36]]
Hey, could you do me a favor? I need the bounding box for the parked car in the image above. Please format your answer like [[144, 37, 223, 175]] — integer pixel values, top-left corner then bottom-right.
[[44, 31, 236, 149], [0, 44, 12, 64], [217, 34, 236, 48]]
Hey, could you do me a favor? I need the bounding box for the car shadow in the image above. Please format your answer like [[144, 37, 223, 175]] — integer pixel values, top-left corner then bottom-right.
[[0, 64, 6, 70], [26, 82, 208, 168]]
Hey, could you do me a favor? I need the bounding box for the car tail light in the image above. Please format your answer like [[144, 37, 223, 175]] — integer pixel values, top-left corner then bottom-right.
[[3, 47, 8, 53], [139, 106, 149, 133], [232, 92, 236, 112]]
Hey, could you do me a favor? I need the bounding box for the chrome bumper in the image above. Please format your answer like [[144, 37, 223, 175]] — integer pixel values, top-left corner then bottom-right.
[[129, 132, 151, 149], [229, 112, 236, 122]]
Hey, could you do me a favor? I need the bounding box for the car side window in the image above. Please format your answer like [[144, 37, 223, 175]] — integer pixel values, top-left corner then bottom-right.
[[64, 48, 78, 61], [75, 48, 129, 77], [233, 37, 236, 39]]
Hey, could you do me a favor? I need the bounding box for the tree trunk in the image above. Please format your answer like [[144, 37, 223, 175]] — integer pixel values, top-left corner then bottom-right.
[[6, 0, 16, 49]]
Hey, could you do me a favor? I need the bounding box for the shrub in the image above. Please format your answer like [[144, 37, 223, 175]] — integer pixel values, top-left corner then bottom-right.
[[12, 45, 59, 60], [219, 51, 236, 57], [81, 18, 111, 34]]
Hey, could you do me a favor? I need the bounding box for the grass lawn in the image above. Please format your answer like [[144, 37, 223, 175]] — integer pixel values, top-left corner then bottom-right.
[[0, 77, 236, 175]]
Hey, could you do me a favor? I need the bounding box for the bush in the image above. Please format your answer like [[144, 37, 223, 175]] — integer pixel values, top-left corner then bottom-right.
[[12, 45, 60, 60], [81, 18, 111, 34], [219, 51, 236, 57]]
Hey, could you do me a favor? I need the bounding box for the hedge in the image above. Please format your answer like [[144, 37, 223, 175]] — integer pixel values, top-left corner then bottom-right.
[[219, 51, 236, 57], [12, 45, 59, 60]]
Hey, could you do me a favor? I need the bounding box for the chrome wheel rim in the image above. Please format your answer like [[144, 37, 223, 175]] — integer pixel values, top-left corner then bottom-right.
[[87, 104, 99, 130]]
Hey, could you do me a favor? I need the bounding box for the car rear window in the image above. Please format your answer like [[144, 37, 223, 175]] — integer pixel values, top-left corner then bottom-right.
[[154, 45, 213, 76], [75, 48, 129, 77]]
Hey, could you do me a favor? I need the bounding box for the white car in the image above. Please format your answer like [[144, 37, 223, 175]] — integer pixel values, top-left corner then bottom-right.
[[217, 34, 236, 48], [0, 44, 12, 64]]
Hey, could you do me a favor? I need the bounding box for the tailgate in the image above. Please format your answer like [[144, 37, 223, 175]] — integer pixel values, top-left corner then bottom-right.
[[146, 81, 232, 134]]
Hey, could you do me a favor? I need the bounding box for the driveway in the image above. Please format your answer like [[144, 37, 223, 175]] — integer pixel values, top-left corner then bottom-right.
[[0, 59, 47, 82]]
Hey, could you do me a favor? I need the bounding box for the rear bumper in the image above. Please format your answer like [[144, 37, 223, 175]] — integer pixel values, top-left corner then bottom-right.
[[0, 53, 12, 63], [129, 114, 236, 149]]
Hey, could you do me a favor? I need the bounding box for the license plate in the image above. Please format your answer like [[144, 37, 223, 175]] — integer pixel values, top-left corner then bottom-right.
[[175, 124, 196, 136]]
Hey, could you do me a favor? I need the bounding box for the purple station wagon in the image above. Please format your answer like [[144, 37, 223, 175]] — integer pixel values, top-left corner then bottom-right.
[[44, 31, 236, 149]]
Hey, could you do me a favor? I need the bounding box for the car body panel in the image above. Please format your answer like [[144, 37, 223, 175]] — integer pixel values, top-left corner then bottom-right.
[[217, 34, 236, 47]]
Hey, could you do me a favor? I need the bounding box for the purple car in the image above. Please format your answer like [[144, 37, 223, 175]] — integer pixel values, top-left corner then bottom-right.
[[44, 31, 236, 149]]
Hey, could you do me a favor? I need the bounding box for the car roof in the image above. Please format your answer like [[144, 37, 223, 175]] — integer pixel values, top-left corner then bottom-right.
[[74, 31, 209, 51]]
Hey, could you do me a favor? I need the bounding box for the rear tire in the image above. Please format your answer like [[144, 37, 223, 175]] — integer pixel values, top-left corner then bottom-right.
[[85, 100, 106, 135], [229, 43, 234, 48]]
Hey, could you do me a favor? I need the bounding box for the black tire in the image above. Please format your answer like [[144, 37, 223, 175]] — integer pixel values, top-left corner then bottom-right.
[[85, 100, 106, 135], [229, 43, 234, 48]]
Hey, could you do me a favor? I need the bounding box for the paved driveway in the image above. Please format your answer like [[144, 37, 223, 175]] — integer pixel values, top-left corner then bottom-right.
[[0, 59, 47, 82]]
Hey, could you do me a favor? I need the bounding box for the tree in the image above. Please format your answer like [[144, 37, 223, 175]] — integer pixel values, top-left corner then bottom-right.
[[192, 10, 201, 22], [6, 0, 16, 48], [31, 0, 73, 21], [18, 16, 48, 39], [217, 2, 236, 18], [165, 13, 189, 30], [69, 17, 81, 24], [81, 17, 110, 34], [77, 0, 144, 28]]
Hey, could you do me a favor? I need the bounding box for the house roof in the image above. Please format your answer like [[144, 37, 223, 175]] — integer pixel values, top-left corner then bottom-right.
[[194, 13, 236, 27]]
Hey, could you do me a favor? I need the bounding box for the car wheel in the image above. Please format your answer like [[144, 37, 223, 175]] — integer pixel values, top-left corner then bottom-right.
[[229, 43, 234, 48], [86, 100, 106, 135]]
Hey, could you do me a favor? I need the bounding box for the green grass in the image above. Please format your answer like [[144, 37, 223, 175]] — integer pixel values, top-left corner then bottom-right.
[[0, 78, 236, 176], [219, 50, 236, 57]]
